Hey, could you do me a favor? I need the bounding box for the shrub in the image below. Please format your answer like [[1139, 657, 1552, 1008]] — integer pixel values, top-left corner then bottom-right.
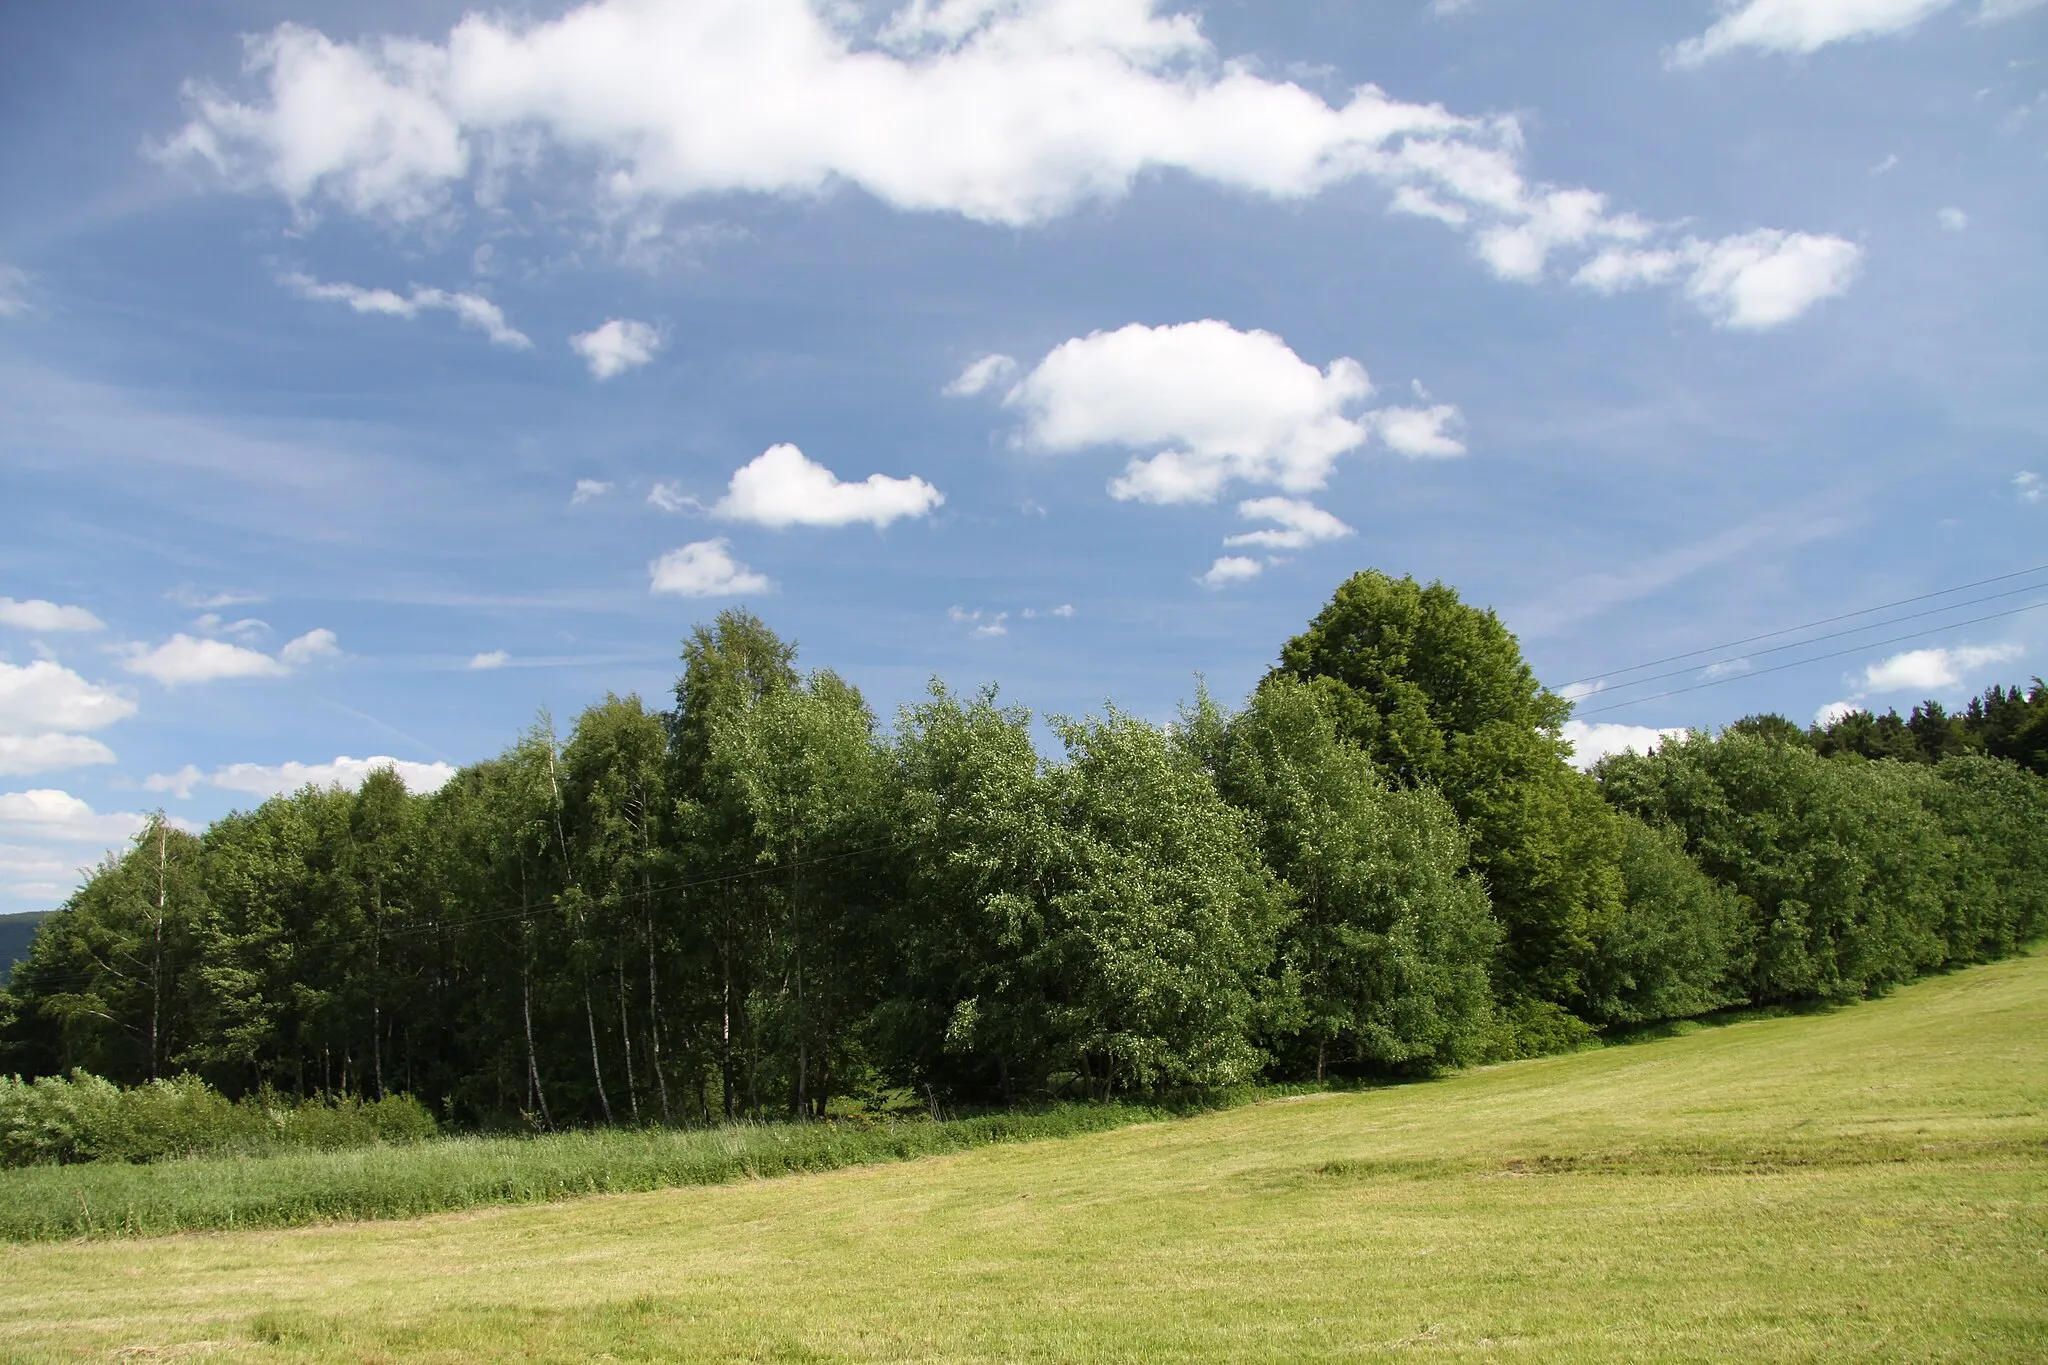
[[0, 1070, 435, 1167]]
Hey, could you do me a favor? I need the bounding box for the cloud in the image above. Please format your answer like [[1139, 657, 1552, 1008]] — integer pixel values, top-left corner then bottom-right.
[[468, 649, 510, 670], [1868, 153, 1899, 175], [162, 2, 1851, 318], [647, 481, 696, 513], [945, 354, 1018, 397], [1858, 642, 2023, 693], [1369, 405, 1467, 456], [1671, 0, 1957, 65], [948, 606, 1010, 637], [712, 444, 944, 528], [1814, 700, 1863, 726], [649, 539, 772, 597], [1937, 206, 1969, 231], [1224, 497, 1354, 551], [0, 734, 118, 778], [571, 478, 614, 504], [1198, 555, 1264, 588], [277, 628, 341, 667], [1002, 321, 1459, 504], [121, 628, 338, 686], [2017, 471, 2043, 503], [0, 598, 105, 632], [0, 844, 69, 877], [168, 586, 265, 610], [0, 790, 153, 845], [1576, 230, 1863, 329], [0, 661, 137, 734], [1021, 604, 1077, 619], [142, 765, 205, 799], [570, 318, 663, 379], [194, 613, 270, 641], [196, 755, 457, 799], [0, 265, 31, 318], [283, 271, 531, 348], [1561, 720, 1686, 771]]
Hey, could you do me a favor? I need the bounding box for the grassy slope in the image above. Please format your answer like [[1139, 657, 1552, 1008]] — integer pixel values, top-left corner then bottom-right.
[[2, 953, 2044, 1362]]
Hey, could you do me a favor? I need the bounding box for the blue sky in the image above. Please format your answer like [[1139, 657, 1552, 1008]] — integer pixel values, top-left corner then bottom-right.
[[2, 0, 2044, 912]]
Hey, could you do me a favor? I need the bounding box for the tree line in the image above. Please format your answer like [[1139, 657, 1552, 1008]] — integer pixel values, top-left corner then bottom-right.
[[4, 571, 2043, 1126]]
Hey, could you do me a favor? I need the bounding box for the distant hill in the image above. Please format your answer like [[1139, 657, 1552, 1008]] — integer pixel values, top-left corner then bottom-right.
[[0, 912, 51, 986]]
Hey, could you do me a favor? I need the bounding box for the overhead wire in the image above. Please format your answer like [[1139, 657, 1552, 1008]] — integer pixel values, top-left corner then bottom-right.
[[1555, 561, 2048, 690], [1574, 597, 2048, 717], [1562, 579, 2048, 700]]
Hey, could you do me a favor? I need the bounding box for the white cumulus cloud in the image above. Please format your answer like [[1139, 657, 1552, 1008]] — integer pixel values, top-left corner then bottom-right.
[[159, 2, 1853, 320], [0, 734, 118, 778], [122, 628, 338, 686], [1814, 700, 1864, 727], [1576, 230, 1863, 329], [1002, 321, 1460, 504], [0, 661, 137, 734], [1198, 555, 1264, 588], [713, 444, 944, 529], [278, 628, 341, 667], [0, 790, 154, 846], [570, 318, 663, 379], [200, 755, 457, 799], [650, 540, 773, 597], [0, 598, 105, 632], [142, 765, 206, 800], [284, 271, 531, 347], [469, 650, 510, 670], [1561, 719, 1687, 771], [1858, 643, 2023, 693], [1224, 497, 1354, 551]]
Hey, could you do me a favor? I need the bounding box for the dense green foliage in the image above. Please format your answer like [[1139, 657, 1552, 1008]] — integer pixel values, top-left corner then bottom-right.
[[1597, 736, 2048, 1002], [1806, 682, 2048, 773], [0, 1071, 433, 1167], [4, 577, 2043, 1142]]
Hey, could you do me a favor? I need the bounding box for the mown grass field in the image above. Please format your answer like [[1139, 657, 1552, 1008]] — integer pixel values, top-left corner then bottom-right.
[[3, 952, 2044, 1362]]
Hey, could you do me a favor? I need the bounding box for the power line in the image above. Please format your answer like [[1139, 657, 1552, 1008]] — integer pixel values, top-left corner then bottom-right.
[[1576, 597, 2048, 718], [1564, 579, 2048, 700], [1556, 562, 2048, 690]]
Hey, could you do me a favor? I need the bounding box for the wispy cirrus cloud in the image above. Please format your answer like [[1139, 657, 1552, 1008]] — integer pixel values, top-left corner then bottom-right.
[[283, 271, 531, 348]]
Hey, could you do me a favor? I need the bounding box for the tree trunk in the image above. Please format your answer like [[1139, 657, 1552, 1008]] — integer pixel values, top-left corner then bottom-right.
[[371, 887, 385, 1101], [151, 823, 165, 1082], [644, 894, 671, 1124], [523, 965, 552, 1130], [616, 956, 639, 1123], [584, 985, 613, 1124]]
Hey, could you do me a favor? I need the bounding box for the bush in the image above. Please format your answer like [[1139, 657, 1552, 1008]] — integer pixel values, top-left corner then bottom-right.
[[1483, 998, 1597, 1061], [1580, 817, 1749, 1027], [0, 1071, 436, 1167]]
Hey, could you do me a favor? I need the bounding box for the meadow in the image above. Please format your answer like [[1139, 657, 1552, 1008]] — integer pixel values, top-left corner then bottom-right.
[[1, 948, 2041, 1361]]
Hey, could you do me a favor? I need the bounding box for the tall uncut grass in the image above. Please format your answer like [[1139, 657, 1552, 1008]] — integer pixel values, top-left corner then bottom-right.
[[0, 1100, 1203, 1241]]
